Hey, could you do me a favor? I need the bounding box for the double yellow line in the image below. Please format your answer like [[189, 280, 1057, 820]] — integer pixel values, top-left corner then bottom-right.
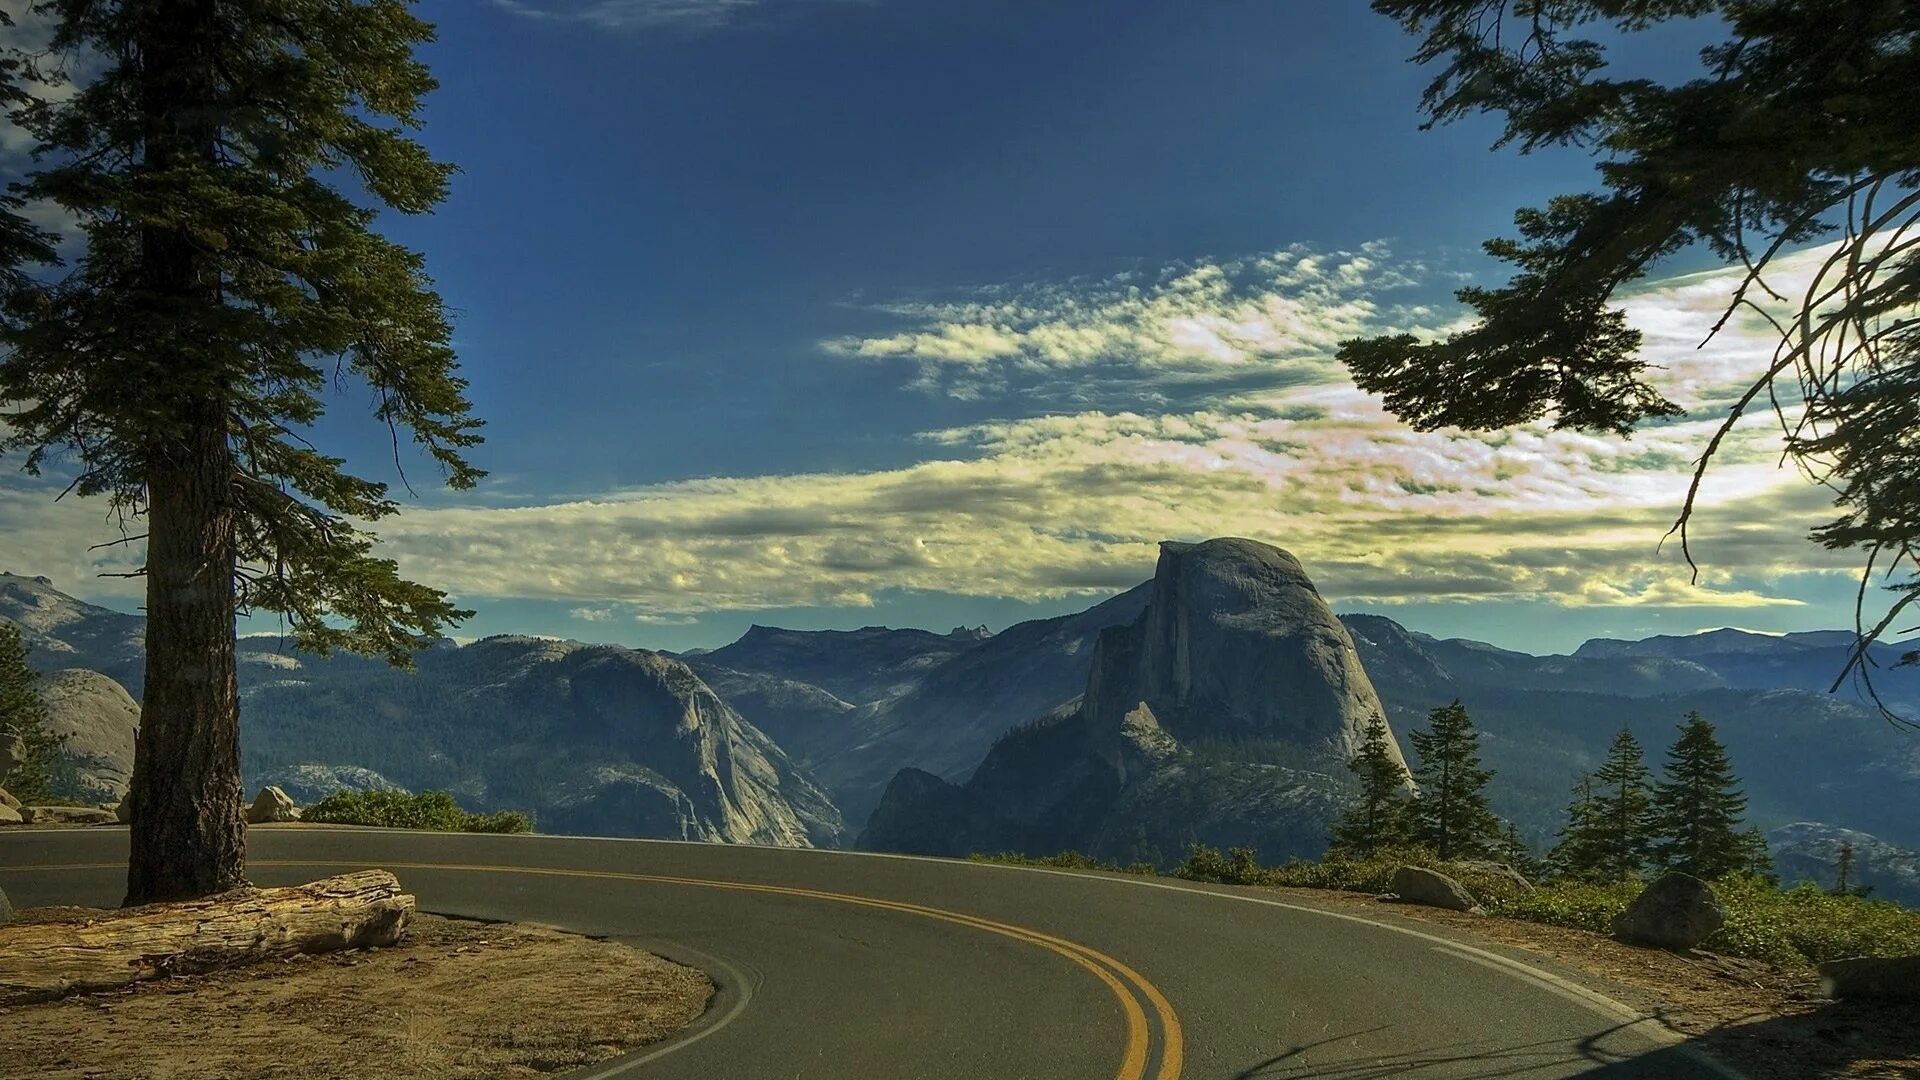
[[24, 859, 1184, 1080]]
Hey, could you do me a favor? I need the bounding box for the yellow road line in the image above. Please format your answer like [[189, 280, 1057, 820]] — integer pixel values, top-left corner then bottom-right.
[[11, 859, 1184, 1080]]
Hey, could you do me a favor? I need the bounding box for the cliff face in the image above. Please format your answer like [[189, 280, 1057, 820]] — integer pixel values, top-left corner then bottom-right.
[[860, 539, 1389, 864], [1085, 540, 1401, 768]]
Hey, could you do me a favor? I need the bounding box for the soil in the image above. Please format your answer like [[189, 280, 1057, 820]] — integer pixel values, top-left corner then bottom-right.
[[1261, 885, 1919, 1080], [0, 910, 714, 1080]]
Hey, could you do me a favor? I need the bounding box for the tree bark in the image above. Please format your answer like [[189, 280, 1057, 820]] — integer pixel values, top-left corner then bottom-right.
[[124, 0, 244, 906], [0, 871, 414, 1006]]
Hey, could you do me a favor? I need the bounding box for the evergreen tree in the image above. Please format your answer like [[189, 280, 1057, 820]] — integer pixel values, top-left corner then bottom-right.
[[1554, 728, 1655, 881], [1, 0, 483, 902], [1650, 713, 1756, 879], [1406, 700, 1501, 860], [1342, 3, 1920, 693], [0, 622, 67, 805], [1546, 775, 1601, 880], [1330, 714, 1412, 855], [1499, 821, 1539, 880]]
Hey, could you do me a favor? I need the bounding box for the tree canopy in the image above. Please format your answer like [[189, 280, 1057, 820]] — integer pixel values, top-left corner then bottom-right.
[[1345, 1, 1920, 716]]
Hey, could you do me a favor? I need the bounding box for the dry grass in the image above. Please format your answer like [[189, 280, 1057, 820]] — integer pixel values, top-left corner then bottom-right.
[[0, 912, 713, 1080]]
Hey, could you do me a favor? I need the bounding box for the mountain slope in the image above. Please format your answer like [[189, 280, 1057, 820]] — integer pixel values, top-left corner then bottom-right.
[[860, 539, 1386, 864]]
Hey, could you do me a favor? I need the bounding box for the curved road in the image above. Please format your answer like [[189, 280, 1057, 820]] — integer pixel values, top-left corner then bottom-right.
[[1, 827, 1740, 1080]]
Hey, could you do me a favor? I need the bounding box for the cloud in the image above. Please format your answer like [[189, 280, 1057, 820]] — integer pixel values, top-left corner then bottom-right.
[[823, 243, 1461, 405], [490, 0, 871, 32], [0, 241, 1867, 623]]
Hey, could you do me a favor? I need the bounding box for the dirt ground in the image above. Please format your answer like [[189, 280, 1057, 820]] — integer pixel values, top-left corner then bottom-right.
[[0, 911, 714, 1080], [1261, 885, 1918, 1080]]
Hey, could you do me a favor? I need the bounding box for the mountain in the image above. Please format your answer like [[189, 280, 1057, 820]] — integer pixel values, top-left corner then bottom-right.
[[692, 624, 982, 705], [1, 576, 842, 845], [701, 583, 1153, 826], [0, 572, 145, 691], [239, 636, 844, 845], [859, 539, 1388, 864], [1344, 618, 1920, 852], [1768, 822, 1920, 908]]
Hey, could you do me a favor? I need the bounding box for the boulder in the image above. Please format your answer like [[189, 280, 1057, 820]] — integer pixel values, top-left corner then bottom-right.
[[20, 806, 117, 825], [0, 787, 19, 809], [1391, 865, 1477, 911], [1818, 955, 1920, 1001], [1611, 873, 1725, 950], [246, 786, 300, 824], [0, 804, 21, 825], [113, 795, 132, 823], [1453, 860, 1536, 896]]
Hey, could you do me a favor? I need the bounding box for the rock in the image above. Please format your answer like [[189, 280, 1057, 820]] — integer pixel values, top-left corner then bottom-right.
[[0, 804, 21, 825], [1453, 860, 1536, 896], [253, 764, 407, 807], [1611, 873, 1725, 950], [19, 806, 117, 825], [0, 787, 19, 809], [246, 786, 300, 824], [33, 669, 140, 801], [113, 795, 132, 823], [1818, 955, 1920, 1001], [1391, 865, 1478, 911], [0, 883, 11, 925]]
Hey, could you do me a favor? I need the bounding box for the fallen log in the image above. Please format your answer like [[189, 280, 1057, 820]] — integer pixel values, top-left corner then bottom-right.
[[0, 869, 414, 1006]]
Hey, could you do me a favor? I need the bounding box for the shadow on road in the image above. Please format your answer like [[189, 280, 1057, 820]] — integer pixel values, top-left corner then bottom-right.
[[1229, 999, 1917, 1079]]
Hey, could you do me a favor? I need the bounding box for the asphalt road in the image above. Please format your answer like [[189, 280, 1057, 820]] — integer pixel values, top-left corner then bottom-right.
[[0, 826, 1743, 1080]]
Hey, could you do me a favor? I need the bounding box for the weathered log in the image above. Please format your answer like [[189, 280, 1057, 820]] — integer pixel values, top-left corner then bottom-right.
[[0, 870, 413, 1006]]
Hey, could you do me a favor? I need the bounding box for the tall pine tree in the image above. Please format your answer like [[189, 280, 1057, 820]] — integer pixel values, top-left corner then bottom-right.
[[1, 0, 482, 902], [1330, 714, 1412, 855], [1407, 700, 1501, 860], [1650, 712, 1755, 879], [1551, 729, 1654, 881]]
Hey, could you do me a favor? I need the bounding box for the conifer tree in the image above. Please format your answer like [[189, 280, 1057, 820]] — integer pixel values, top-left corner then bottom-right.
[[1, 0, 482, 902], [1555, 728, 1655, 881], [1650, 712, 1756, 879], [1546, 775, 1601, 880], [1407, 700, 1501, 860], [1499, 821, 1539, 879], [0, 622, 67, 805], [1330, 714, 1413, 855]]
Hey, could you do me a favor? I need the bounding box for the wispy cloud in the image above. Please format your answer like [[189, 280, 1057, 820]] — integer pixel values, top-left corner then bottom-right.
[[490, 0, 872, 32], [0, 242, 1858, 622]]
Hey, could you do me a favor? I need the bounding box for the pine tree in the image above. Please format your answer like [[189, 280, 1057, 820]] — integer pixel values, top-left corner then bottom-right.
[[1, 1, 483, 902], [0, 622, 67, 805], [1835, 840, 1857, 895], [1499, 821, 1539, 879], [1330, 714, 1412, 855], [1546, 775, 1601, 880], [1650, 713, 1755, 879], [1406, 700, 1501, 860]]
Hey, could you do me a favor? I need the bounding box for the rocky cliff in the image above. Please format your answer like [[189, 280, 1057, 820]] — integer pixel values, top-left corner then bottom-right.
[[860, 539, 1382, 864]]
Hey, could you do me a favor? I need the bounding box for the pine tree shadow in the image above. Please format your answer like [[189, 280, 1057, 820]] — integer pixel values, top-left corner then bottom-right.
[[1227, 999, 1916, 1078]]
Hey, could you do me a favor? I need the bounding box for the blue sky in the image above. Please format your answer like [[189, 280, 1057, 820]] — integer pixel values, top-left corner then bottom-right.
[[0, 0, 1878, 653]]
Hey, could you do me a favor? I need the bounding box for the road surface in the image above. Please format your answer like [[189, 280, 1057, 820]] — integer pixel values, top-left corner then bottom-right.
[[0, 826, 1742, 1079]]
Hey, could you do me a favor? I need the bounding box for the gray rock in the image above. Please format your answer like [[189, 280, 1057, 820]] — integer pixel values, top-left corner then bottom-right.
[[113, 794, 132, 823], [1391, 865, 1478, 911], [860, 539, 1398, 866], [1818, 955, 1920, 1001], [246, 786, 300, 824], [34, 668, 140, 801], [0, 803, 21, 825], [20, 805, 117, 825], [253, 764, 407, 806], [1453, 859, 1536, 896], [1611, 873, 1725, 950], [0, 787, 19, 809]]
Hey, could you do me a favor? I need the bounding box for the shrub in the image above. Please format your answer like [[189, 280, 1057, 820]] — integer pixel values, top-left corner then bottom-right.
[[301, 789, 533, 834], [969, 851, 1155, 875]]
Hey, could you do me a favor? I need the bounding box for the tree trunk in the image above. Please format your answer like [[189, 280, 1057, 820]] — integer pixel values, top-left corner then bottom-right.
[[123, 0, 242, 906], [1, 871, 413, 1006], [127, 403, 245, 904]]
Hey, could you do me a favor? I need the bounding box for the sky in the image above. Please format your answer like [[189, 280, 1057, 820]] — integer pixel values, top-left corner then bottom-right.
[[0, 0, 1882, 654]]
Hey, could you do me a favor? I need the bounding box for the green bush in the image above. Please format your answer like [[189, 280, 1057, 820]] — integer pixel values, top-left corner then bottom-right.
[[969, 851, 1156, 875], [301, 789, 533, 834]]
